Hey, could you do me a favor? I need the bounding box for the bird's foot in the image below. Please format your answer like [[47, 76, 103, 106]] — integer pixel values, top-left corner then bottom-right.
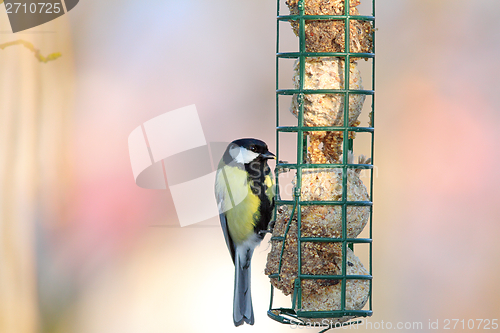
[[259, 220, 275, 236]]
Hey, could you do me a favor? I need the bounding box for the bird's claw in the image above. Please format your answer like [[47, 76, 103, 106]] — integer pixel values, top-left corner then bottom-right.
[[259, 229, 271, 236], [260, 220, 275, 235]]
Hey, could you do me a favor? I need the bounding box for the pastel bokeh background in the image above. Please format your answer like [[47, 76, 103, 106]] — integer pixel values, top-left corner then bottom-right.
[[1, 1, 500, 332]]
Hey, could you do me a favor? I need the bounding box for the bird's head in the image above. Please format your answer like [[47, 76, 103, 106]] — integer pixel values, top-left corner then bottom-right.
[[227, 138, 275, 165]]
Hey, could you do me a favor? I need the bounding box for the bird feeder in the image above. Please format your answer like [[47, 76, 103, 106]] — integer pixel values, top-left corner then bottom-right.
[[265, 0, 375, 330]]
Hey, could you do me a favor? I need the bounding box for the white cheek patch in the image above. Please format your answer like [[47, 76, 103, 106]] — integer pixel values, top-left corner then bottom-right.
[[241, 149, 259, 163], [229, 146, 241, 162], [229, 146, 259, 164]]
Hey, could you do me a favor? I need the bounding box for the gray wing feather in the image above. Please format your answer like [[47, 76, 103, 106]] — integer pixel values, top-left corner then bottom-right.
[[216, 167, 236, 263], [219, 212, 235, 263], [233, 250, 254, 326]]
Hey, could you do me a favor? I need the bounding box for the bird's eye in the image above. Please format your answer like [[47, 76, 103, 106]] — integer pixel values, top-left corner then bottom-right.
[[250, 146, 257, 152]]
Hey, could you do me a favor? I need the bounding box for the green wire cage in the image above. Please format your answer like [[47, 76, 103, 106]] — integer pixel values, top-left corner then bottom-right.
[[266, 0, 375, 331]]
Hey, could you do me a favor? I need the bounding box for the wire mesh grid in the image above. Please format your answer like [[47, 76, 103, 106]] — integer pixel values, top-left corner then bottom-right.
[[268, 0, 375, 330]]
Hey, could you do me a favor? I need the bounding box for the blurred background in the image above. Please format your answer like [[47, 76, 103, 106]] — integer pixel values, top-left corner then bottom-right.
[[1, 0, 500, 332]]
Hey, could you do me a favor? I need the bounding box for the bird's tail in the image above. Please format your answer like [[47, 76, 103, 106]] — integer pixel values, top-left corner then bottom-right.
[[233, 250, 254, 326]]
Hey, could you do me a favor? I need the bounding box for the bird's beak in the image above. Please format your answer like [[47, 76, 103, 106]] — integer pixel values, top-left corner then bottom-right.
[[261, 151, 276, 160]]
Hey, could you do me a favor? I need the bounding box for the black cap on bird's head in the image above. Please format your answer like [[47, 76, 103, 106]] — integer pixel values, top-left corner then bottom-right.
[[225, 138, 275, 165]]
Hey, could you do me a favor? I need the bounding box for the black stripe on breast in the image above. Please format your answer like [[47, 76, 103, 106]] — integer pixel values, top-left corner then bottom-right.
[[245, 160, 274, 235]]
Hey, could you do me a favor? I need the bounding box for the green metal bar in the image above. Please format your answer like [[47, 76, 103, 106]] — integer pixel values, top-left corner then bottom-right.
[[295, 0, 306, 312], [275, 200, 372, 206], [339, 0, 351, 312], [277, 126, 373, 132], [276, 200, 298, 280], [277, 88, 373, 95], [276, 163, 373, 169], [268, 308, 372, 319], [299, 237, 372, 243], [296, 309, 372, 318], [270, 0, 281, 314], [298, 274, 372, 280], [278, 14, 374, 21], [270, 0, 280, 315], [274, 0, 281, 217], [277, 52, 374, 58], [269, 283, 275, 311], [369, 0, 376, 315], [270, 237, 372, 243]]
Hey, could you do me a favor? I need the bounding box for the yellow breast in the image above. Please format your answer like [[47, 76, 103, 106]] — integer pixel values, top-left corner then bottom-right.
[[215, 165, 261, 244]]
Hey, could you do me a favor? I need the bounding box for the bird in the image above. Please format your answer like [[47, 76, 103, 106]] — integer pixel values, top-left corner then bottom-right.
[[214, 138, 275, 326]]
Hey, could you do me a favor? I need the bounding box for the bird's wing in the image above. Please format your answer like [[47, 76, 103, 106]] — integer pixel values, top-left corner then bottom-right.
[[219, 212, 236, 264], [216, 166, 236, 263]]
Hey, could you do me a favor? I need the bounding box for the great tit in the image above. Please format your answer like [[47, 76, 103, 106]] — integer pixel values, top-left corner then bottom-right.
[[214, 138, 275, 326]]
